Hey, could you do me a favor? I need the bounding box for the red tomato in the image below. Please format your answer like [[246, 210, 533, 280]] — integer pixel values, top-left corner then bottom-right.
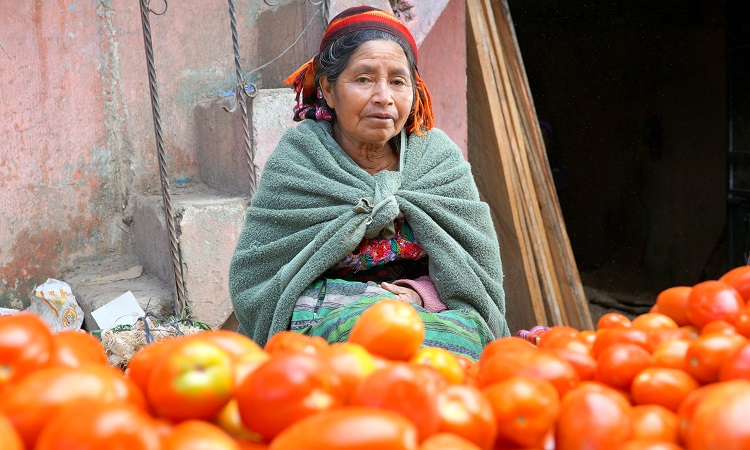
[[264, 331, 329, 357], [146, 337, 234, 421], [595, 343, 653, 391], [348, 299, 425, 361], [597, 312, 632, 329], [0, 364, 145, 449], [547, 345, 597, 381], [630, 404, 679, 443], [326, 342, 377, 403], [701, 319, 737, 335], [651, 339, 690, 371], [655, 286, 693, 327], [268, 407, 419, 450], [214, 399, 264, 442], [631, 313, 678, 332], [162, 420, 240, 450], [419, 433, 482, 450], [687, 280, 745, 328], [555, 383, 633, 450], [482, 376, 560, 449], [592, 327, 649, 358], [410, 347, 465, 384], [735, 313, 750, 338], [720, 265, 750, 302], [350, 362, 441, 441], [719, 342, 750, 381], [0, 413, 23, 450], [435, 384, 497, 450], [646, 327, 694, 352], [478, 337, 536, 368], [630, 367, 700, 412], [685, 332, 747, 384], [479, 348, 579, 397], [683, 380, 750, 449], [535, 326, 580, 349], [619, 440, 683, 450], [189, 329, 263, 361], [126, 337, 179, 394], [49, 329, 108, 367], [676, 383, 724, 444], [236, 352, 343, 440], [35, 401, 161, 450], [0, 312, 53, 388]]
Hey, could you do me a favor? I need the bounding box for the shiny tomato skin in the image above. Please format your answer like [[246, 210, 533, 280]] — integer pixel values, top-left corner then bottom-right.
[[630, 404, 680, 443], [720, 265, 750, 302], [35, 401, 161, 450], [348, 299, 425, 361], [126, 337, 179, 394], [596, 312, 632, 329], [268, 407, 418, 450], [419, 433, 482, 450], [479, 348, 579, 397], [264, 331, 329, 357], [683, 380, 750, 449], [655, 286, 693, 327], [162, 420, 240, 450], [630, 367, 700, 412], [595, 343, 653, 390], [0, 413, 23, 450], [435, 384, 497, 450], [685, 332, 747, 384], [719, 342, 750, 381], [592, 327, 649, 358], [0, 312, 53, 388], [49, 329, 108, 368], [236, 352, 343, 440], [687, 280, 745, 328]]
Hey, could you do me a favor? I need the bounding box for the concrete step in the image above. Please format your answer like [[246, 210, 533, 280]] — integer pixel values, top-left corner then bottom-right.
[[131, 183, 247, 331]]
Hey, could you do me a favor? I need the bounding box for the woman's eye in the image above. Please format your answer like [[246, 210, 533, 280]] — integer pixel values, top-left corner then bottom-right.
[[355, 77, 370, 83], [391, 79, 406, 86]]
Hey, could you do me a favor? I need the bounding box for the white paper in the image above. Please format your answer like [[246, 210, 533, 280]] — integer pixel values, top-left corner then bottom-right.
[[91, 291, 145, 330]]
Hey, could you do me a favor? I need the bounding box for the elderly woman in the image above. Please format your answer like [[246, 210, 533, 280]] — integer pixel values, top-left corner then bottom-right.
[[229, 6, 509, 360]]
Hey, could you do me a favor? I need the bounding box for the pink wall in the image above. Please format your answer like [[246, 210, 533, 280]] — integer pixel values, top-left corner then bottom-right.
[[0, 0, 258, 306]]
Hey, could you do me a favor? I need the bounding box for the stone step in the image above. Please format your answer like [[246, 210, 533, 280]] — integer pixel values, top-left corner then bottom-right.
[[131, 183, 247, 331]]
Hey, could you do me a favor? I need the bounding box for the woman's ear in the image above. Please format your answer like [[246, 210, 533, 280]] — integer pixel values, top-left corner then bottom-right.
[[319, 76, 335, 109]]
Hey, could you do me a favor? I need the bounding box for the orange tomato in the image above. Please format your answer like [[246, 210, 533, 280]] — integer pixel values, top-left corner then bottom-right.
[[631, 313, 678, 332], [546, 343, 597, 382], [410, 347, 465, 384], [687, 280, 745, 328], [214, 399, 264, 442], [479, 337, 536, 364], [646, 327, 694, 352], [630, 367, 699, 412], [419, 433, 481, 450], [188, 329, 263, 361], [126, 337, 179, 394], [49, 329, 108, 368], [268, 407, 418, 450], [720, 265, 750, 302], [350, 362, 441, 441], [0, 413, 23, 450], [735, 313, 750, 338], [630, 404, 679, 443], [682, 380, 750, 449], [237, 352, 343, 440], [35, 401, 161, 450], [676, 383, 724, 443], [348, 299, 425, 361], [0, 312, 53, 389], [597, 312, 632, 329], [651, 339, 690, 371], [536, 326, 580, 349], [701, 319, 737, 335], [483, 376, 560, 449], [232, 350, 271, 387], [264, 331, 329, 357], [719, 342, 750, 381], [618, 439, 683, 450], [685, 332, 747, 384], [435, 384, 497, 450], [592, 327, 649, 358], [655, 286, 693, 326], [146, 337, 234, 421], [555, 383, 633, 450], [595, 343, 653, 391], [326, 342, 377, 403], [162, 420, 240, 450]]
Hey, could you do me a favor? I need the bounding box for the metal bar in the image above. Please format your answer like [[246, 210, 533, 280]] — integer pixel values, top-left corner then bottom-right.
[[137, 0, 188, 317]]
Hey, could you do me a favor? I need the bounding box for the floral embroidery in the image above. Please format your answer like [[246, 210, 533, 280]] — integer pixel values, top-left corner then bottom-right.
[[332, 220, 425, 272]]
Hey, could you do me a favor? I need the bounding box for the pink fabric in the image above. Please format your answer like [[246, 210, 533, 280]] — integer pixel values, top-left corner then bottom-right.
[[393, 276, 446, 312]]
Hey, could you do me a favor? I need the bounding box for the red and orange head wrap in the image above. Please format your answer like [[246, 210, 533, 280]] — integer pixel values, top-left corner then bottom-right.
[[283, 5, 434, 136]]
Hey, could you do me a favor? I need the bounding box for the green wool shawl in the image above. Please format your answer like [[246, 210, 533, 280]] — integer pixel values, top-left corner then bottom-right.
[[229, 120, 509, 347]]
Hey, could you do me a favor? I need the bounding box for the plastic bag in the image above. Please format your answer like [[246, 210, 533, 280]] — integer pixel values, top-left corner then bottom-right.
[[27, 278, 84, 331]]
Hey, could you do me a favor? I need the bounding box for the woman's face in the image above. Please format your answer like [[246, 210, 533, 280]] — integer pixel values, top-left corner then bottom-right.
[[320, 39, 414, 152]]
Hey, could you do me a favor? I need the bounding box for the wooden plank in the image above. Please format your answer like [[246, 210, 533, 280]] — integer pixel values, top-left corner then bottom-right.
[[466, 0, 546, 331], [491, 0, 594, 330]]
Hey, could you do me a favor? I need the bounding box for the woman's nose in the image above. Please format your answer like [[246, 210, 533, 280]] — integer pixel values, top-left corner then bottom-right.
[[372, 80, 393, 104]]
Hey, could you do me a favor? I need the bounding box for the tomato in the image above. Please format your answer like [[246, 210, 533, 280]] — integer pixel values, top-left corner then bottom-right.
[[162, 420, 240, 450], [410, 347, 465, 384], [683, 380, 750, 449], [0, 364, 145, 448], [655, 286, 693, 327], [701, 319, 737, 335], [630, 367, 699, 412], [233, 350, 271, 387], [536, 326, 580, 349], [350, 362, 441, 441], [126, 337, 179, 394], [146, 337, 234, 421], [0, 312, 53, 388], [618, 440, 683, 450], [630, 404, 679, 443], [0, 413, 22, 450], [720, 265, 750, 301], [631, 313, 678, 332], [189, 330, 263, 361], [236, 352, 343, 440], [675, 383, 724, 444], [478, 337, 536, 369], [49, 329, 108, 367], [597, 312, 632, 329], [687, 280, 745, 328], [326, 342, 377, 403], [735, 313, 750, 338], [482, 376, 559, 449], [479, 348, 579, 397], [555, 383, 633, 450], [595, 343, 653, 390], [268, 407, 418, 450], [546, 344, 597, 381], [264, 331, 329, 357], [719, 342, 750, 381], [348, 299, 425, 361], [419, 433, 482, 450], [592, 327, 649, 358], [685, 332, 747, 384], [214, 399, 264, 442], [646, 327, 694, 352], [35, 401, 161, 450], [651, 339, 690, 371], [435, 384, 496, 450]]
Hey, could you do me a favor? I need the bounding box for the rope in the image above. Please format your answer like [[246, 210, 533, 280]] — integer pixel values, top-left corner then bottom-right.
[[137, 0, 188, 318]]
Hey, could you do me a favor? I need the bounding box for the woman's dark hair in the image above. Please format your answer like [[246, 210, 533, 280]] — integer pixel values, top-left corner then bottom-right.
[[315, 29, 417, 89]]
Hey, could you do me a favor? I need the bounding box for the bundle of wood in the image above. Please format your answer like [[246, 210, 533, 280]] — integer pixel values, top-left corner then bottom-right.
[[466, 0, 593, 331]]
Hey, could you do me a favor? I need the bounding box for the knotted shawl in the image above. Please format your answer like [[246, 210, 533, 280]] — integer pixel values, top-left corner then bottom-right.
[[229, 120, 509, 347]]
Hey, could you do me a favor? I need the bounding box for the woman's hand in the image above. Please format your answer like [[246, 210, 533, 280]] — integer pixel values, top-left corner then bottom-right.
[[380, 282, 423, 307]]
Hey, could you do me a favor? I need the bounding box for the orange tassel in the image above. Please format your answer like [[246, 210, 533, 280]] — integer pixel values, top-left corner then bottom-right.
[[407, 71, 434, 136]]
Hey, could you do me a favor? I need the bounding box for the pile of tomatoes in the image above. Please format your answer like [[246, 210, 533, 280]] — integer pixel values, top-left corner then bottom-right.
[[4, 266, 750, 449]]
